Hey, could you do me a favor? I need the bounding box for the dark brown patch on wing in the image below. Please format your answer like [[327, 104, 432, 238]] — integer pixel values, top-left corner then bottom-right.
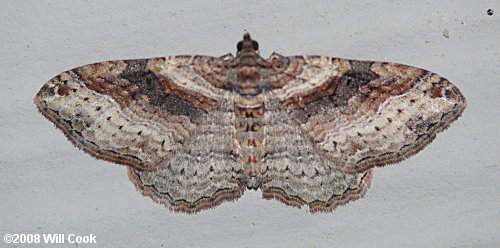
[[73, 59, 205, 123], [331, 61, 379, 106], [57, 84, 70, 96], [289, 60, 378, 123], [290, 61, 427, 124], [119, 59, 205, 121]]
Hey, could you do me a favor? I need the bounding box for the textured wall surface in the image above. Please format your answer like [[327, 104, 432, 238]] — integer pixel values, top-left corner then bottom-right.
[[1, 0, 498, 247]]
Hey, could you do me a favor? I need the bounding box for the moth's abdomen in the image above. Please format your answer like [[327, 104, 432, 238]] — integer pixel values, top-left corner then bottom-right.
[[234, 95, 265, 186]]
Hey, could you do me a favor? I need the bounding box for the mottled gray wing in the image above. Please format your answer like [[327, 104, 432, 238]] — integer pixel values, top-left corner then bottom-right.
[[34, 56, 244, 212], [261, 97, 372, 213], [270, 56, 467, 173], [127, 94, 245, 213]]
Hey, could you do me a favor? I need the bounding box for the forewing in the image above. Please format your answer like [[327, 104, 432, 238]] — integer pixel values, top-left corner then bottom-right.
[[270, 56, 467, 173], [34, 56, 227, 171]]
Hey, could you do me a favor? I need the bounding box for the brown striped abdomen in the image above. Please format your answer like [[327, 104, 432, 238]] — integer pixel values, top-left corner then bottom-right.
[[234, 95, 265, 184]]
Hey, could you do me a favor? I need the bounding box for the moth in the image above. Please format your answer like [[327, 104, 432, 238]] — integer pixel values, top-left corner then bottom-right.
[[34, 33, 466, 213]]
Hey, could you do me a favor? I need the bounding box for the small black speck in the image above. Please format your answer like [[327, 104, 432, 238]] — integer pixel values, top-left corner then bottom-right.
[[180, 168, 185, 175], [397, 109, 403, 113], [96, 106, 102, 111], [209, 166, 214, 172], [83, 97, 89, 101], [357, 132, 363, 137], [410, 99, 416, 103], [161, 139, 165, 146], [487, 9, 493, 16], [118, 126, 123, 130], [387, 118, 393, 123], [107, 116, 111, 120], [375, 126, 380, 131], [137, 131, 142, 135], [72, 89, 77, 92]]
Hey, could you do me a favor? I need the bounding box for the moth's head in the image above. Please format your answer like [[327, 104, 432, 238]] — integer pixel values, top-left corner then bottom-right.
[[237, 32, 259, 55]]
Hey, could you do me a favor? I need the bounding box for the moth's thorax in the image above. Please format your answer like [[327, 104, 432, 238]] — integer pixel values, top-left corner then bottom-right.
[[227, 52, 271, 97], [237, 53, 260, 66]]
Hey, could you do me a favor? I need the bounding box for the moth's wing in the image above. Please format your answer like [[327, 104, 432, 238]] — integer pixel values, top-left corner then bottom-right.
[[260, 97, 372, 213], [128, 93, 245, 213], [34, 56, 224, 170], [270, 55, 467, 173], [35, 56, 245, 212]]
